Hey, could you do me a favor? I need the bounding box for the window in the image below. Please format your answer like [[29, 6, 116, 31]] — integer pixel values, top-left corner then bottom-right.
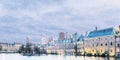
[[118, 44, 120, 47], [111, 37, 113, 39], [101, 44, 103, 46], [93, 44, 94, 47], [96, 43, 98, 46], [111, 50, 112, 52], [105, 43, 107, 46], [110, 42, 113, 46]]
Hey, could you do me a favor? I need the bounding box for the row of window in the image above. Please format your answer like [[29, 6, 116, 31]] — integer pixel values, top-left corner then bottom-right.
[[92, 50, 113, 53], [85, 37, 115, 43], [92, 42, 120, 47]]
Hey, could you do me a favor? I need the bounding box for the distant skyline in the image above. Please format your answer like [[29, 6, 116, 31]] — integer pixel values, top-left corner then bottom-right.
[[0, 0, 120, 43]]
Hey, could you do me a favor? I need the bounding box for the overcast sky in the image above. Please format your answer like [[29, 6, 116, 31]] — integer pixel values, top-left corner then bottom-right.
[[0, 0, 120, 43]]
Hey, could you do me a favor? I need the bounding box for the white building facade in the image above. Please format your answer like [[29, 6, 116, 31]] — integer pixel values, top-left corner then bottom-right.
[[83, 27, 120, 56]]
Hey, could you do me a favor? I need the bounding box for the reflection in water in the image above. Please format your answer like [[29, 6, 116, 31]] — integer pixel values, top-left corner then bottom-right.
[[0, 54, 119, 60]]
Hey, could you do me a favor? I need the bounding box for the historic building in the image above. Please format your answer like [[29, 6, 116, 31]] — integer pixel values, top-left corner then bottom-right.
[[77, 35, 84, 55], [46, 26, 120, 56], [0, 43, 22, 52], [46, 33, 78, 55], [56, 37, 74, 55], [0, 43, 8, 51], [83, 27, 120, 56]]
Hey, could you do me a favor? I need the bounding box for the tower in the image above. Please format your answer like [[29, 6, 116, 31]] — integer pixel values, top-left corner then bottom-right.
[[58, 32, 65, 40], [27, 36, 30, 43]]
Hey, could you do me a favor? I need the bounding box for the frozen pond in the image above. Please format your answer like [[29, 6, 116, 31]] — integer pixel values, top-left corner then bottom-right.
[[0, 53, 119, 60]]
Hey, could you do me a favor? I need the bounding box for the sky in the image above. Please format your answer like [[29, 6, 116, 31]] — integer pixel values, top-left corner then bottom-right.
[[0, 0, 120, 43]]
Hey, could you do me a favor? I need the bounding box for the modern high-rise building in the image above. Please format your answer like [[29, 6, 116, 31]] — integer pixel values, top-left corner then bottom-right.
[[58, 32, 65, 40]]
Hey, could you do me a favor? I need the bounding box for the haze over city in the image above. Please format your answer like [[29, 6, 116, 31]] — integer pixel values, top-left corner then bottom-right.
[[0, 0, 120, 43]]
